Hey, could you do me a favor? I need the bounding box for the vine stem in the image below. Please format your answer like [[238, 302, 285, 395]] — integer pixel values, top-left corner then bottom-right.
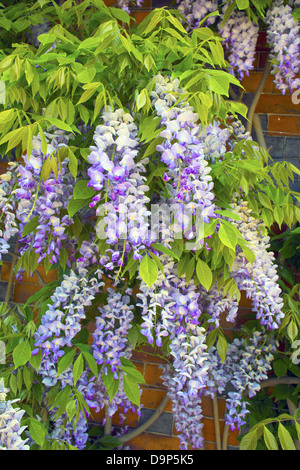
[[4, 246, 18, 305], [246, 58, 272, 135], [118, 393, 170, 443], [104, 406, 113, 435], [212, 396, 222, 450]]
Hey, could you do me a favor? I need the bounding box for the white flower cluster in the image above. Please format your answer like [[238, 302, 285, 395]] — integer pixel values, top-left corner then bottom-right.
[[0, 379, 29, 450], [266, 0, 300, 94]]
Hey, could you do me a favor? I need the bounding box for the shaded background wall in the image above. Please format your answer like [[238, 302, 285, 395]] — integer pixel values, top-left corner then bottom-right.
[[0, 0, 299, 450]]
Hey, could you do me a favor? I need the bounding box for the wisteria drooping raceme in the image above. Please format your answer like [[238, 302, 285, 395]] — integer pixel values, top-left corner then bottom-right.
[[15, 129, 75, 272], [218, 6, 259, 80], [205, 331, 277, 431], [32, 264, 104, 387], [151, 74, 216, 241], [229, 198, 285, 330], [0, 0, 300, 452], [87, 107, 151, 266], [266, 0, 300, 94], [0, 379, 29, 450], [0, 163, 19, 261], [91, 288, 142, 424]]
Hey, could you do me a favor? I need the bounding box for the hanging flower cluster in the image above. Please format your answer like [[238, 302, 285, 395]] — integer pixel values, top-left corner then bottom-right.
[[229, 198, 285, 330], [151, 74, 216, 241], [87, 107, 151, 265], [218, 6, 259, 80], [0, 163, 19, 261], [0, 379, 29, 450], [32, 265, 104, 387], [206, 331, 277, 431], [15, 130, 75, 268], [137, 252, 209, 448], [266, 0, 300, 94]]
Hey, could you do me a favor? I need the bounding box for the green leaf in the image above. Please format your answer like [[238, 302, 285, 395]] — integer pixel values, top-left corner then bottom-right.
[[77, 67, 96, 84], [67, 198, 89, 218], [73, 180, 96, 199], [22, 216, 39, 237], [82, 351, 99, 378], [217, 334, 228, 363], [263, 426, 278, 450], [29, 350, 42, 373], [287, 320, 298, 343], [66, 400, 77, 421], [13, 340, 31, 369], [151, 243, 180, 260], [236, 0, 249, 9], [123, 374, 141, 407], [218, 222, 237, 251], [278, 422, 296, 450], [273, 359, 288, 378], [29, 418, 47, 447], [73, 353, 84, 386], [139, 255, 158, 288], [196, 259, 212, 292], [240, 430, 258, 450], [57, 349, 76, 376]]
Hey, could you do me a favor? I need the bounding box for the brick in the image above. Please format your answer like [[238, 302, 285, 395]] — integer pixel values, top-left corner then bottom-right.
[[264, 135, 285, 158], [13, 283, 41, 304], [0, 162, 8, 175], [138, 409, 173, 435], [128, 432, 181, 450], [140, 389, 173, 412], [201, 396, 226, 419], [144, 363, 166, 388], [285, 137, 300, 159], [241, 72, 273, 94], [255, 94, 299, 115], [268, 115, 300, 136], [0, 280, 12, 302], [135, 10, 151, 24], [202, 417, 240, 446]]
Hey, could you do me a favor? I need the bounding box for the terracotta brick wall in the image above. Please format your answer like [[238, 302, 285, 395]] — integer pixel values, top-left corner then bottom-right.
[[0, 0, 299, 451]]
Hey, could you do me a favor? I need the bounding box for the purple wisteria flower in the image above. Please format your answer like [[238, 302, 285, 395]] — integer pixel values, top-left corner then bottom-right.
[[266, 0, 300, 94], [87, 107, 152, 267], [218, 6, 259, 80], [33, 265, 104, 387], [0, 379, 29, 450]]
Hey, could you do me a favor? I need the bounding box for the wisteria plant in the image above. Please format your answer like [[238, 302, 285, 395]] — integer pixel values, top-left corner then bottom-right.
[[0, 0, 299, 450]]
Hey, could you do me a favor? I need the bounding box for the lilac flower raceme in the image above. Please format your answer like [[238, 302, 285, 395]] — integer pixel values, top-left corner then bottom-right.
[[205, 332, 276, 431], [50, 370, 99, 450], [0, 379, 29, 450], [151, 74, 216, 240], [218, 5, 259, 80], [32, 265, 104, 387], [266, 0, 300, 94], [229, 198, 285, 330], [87, 107, 151, 266], [91, 288, 142, 424], [0, 163, 19, 261], [14, 130, 75, 272], [137, 254, 210, 449]]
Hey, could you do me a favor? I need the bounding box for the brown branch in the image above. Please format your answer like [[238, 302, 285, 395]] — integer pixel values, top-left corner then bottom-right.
[[246, 58, 272, 135], [118, 393, 170, 443], [213, 396, 222, 450]]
